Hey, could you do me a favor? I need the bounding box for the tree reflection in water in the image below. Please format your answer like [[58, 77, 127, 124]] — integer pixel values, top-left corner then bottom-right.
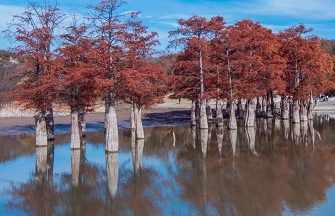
[[4, 117, 335, 216]]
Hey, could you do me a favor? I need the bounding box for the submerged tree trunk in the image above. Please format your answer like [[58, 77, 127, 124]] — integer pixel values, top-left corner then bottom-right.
[[132, 138, 144, 176], [71, 109, 82, 150], [105, 96, 119, 152], [281, 95, 289, 120], [200, 129, 209, 158], [244, 99, 256, 127], [228, 101, 237, 130], [71, 149, 81, 187], [130, 104, 136, 130], [216, 100, 224, 126], [35, 146, 48, 183], [217, 126, 224, 156], [206, 102, 213, 121], [229, 129, 237, 156], [307, 92, 314, 120], [245, 127, 257, 155], [191, 126, 197, 149], [134, 106, 144, 139], [261, 97, 267, 115], [256, 97, 261, 116], [199, 99, 208, 129], [195, 99, 200, 121], [35, 110, 48, 147], [191, 101, 197, 126], [236, 99, 243, 119], [106, 152, 118, 199], [282, 120, 290, 143], [300, 100, 308, 122], [292, 99, 300, 123], [79, 110, 86, 138], [292, 123, 301, 145], [266, 92, 273, 118], [46, 106, 54, 141]]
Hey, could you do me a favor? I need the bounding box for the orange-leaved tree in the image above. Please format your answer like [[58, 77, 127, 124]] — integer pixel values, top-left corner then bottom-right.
[[7, 1, 65, 146], [55, 20, 99, 149], [118, 21, 166, 139]]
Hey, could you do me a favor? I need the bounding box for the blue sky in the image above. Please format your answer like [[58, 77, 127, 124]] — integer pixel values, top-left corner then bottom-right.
[[1, 0, 335, 51]]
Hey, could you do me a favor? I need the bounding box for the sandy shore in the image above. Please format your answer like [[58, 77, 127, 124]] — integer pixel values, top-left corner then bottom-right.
[[0, 98, 194, 134], [0, 98, 334, 134]]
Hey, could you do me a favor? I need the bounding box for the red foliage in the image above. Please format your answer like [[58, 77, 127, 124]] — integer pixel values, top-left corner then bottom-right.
[[7, 2, 65, 111], [280, 25, 334, 99], [117, 21, 166, 108], [55, 22, 99, 112]]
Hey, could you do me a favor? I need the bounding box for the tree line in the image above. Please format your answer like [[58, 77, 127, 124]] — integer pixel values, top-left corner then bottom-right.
[[4, 0, 335, 151], [170, 16, 334, 131]]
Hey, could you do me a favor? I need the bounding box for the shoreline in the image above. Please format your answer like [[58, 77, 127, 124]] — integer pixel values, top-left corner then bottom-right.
[[0, 99, 334, 135]]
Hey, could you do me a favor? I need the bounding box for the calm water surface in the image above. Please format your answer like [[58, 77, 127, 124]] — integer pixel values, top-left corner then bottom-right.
[[1, 115, 335, 216]]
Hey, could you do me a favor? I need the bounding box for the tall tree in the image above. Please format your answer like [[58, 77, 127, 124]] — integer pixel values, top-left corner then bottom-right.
[[89, 0, 137, 152], [169, 16, 213, 129], [280, 25, 334, 123], [118, 21, 165, 139], [8, 1, 65, 145], [208, 16, 227, 126], [55, 20, 99, 149]]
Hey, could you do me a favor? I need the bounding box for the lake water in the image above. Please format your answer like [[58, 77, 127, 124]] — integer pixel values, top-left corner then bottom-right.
[[0, 115, 335, 216]]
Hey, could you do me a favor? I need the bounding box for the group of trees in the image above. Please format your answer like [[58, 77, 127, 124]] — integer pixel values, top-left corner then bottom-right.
[[7, 0, 166, 151], [170, 16, 334, 129], [5, 0, 335, 150]]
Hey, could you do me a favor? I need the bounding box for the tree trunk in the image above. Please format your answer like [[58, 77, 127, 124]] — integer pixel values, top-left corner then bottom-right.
[[71, 149, 81, 187], [308, 120, 315, 148], [106, 152, 118, 199], [217, 126, 224, 156], [261, 97, 267, 115], [35, 110, 48, 147], [216, 100, 224, 126], [246, 127, 257, 155], [134, 106, 144, 139], [228, 101, 237, 130], [282, 120, 290, 143], [300, 100, 308, 122], [105, 96, 119, 152], [307, 92, 314, 120], [130, 104, 136, 130], [191, 101, 196, 126], [292, 99, 300, 123], [229, 129, 237, 156], [71, 109, 81, 150], [191, 126, 196, 149], [46, 106, 55, 141], [256, 97, 261, 116], [199, 48, 208, 129], [195, 99, 200, 121], [199, 99, 208, 129], [244, 99, 256, 127], [35, 146, 48, 183], [236, 99, 243, 119], [206, 103, 213, 120], [200, 129, 208, 158], [132, 137, 144, 176], [79, 110, 86, 138], [292, 123, 301, 145], [281, 95, 289, 120], [300, 121, 308, 146], [266, 92, 273, 118]]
